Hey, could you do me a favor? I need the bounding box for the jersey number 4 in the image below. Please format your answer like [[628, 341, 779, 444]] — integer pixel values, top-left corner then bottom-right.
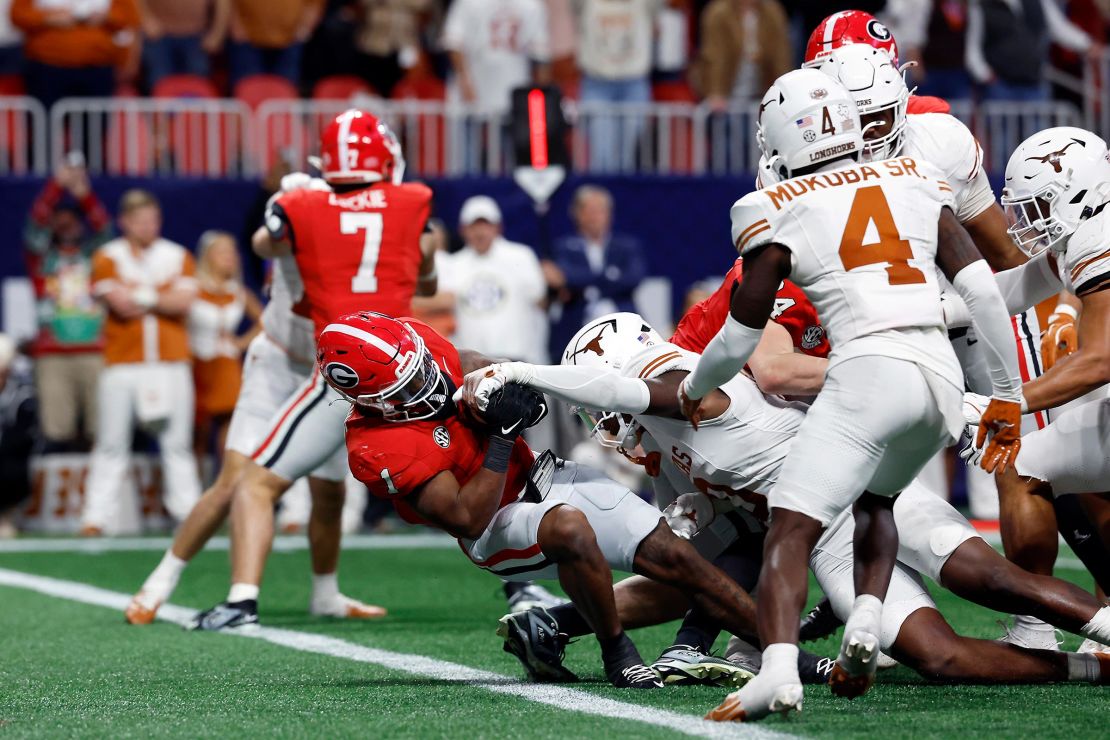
[[838, 186, 926, 285], [341, 212, 384, 293]]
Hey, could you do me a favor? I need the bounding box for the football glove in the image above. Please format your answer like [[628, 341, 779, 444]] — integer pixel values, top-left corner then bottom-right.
[[662, 492, 715, 540], [484, 382, 548, 441], [1040, 310, 1077, 370]]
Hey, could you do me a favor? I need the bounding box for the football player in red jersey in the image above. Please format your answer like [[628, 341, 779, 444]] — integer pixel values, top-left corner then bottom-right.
[[186, 111, 441, 631], [320, 311, 769, 689]]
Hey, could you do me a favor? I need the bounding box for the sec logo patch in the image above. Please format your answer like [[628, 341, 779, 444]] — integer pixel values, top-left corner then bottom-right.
[[433, 426, 451, 449], [801, 325, 825, 350]]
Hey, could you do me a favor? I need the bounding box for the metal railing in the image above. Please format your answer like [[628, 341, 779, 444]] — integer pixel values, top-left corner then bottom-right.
[[49, 97, 253, 178], [0, 96, 47, 175], [0, 91, 1097, 179]]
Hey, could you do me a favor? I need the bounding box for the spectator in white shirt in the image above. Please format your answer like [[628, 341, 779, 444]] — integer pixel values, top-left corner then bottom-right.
[[439, 195, 549, 364], [442, 0, 552, 115]]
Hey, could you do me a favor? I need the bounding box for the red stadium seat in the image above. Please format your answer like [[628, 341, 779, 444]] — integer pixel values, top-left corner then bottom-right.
[[391, 73, 446, 176], [652, 80, 697, 103], [107, 108, 154, 175], [312, 75, 375, 101], [234, 74, 299, 110], [152, 75, 218, 99], [392, 73, 445, 101], [0, 74, 24, 96]]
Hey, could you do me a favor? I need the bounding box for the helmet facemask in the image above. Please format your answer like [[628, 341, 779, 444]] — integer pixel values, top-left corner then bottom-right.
[[1001, 186, 1068, 255], [858, 93, 908, 162], [354, 331, 448, 422]]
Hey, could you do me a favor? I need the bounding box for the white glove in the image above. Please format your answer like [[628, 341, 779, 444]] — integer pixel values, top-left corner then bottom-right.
[[957, 424, 986, 468], [452, 363, 531, 412], [962, 392, 990, 426], [662, 492, 715, 540]]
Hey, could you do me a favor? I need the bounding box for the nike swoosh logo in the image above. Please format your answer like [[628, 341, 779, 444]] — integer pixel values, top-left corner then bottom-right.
[[967, 337, 978, 346], [501, 424, 519, 435]]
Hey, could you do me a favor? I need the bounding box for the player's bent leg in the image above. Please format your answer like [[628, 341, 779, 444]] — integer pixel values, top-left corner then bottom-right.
[[997, 466, 1058, 576], [1057, 494, 1110, 593], [937, 537, 1110, 647], [126, 450, 253, 625], [306, 476, 386, 620], [889, 606, 1110, 685]]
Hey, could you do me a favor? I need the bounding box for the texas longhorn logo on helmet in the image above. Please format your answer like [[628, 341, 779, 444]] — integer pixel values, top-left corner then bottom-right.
[[1024, 138, 1086, 174]]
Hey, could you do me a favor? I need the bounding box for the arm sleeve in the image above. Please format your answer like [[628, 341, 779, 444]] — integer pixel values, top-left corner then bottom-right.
[[683, 313, 764, 400], [951, 260, 1023, 401], [504, 363, 651, 413], [942, 251, 1062, 327]]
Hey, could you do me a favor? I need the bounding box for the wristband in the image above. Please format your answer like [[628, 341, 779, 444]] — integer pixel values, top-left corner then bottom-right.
[[483, 435, 514, 473]]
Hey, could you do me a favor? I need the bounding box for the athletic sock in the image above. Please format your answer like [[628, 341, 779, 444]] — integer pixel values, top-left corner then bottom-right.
[[599, 632, 644, 676], [138, 550, 187, 606], [1066, 652, 1103, 682], [674, 610, 722, 654], [1080, 606, 1110, 644], [312, 572, 340, 603], [228, 583, 260, 604], [760, 642, 800, 682], [546, 603, 593, 638]]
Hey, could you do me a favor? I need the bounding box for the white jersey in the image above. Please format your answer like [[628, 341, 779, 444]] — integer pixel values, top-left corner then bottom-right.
[[1058, 207, 1110, 297], [260, 255, 316, 365], [901, 113, 995, 223], [731, 156, 963, 389], [623, 342, 806, 519]]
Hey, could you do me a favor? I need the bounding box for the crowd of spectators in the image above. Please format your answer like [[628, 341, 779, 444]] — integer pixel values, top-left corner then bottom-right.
[[0, 0, 1105, 114]]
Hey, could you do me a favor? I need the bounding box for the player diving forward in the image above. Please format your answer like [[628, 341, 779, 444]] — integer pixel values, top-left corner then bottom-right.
[[957, 128, 1110, 630], [126, 109, 437, 628], [678, 69, 1025, 720], [313, 311, 772, 689], [459, 311, 1110, 689]]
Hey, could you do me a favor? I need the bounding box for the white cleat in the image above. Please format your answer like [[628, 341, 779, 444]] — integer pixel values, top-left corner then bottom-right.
[[507, 584, 567, 613], [1077, 637, 1110, 655], [310, 593, 387, 620], [875, 651, 900, 670], [997, 618, 1062, 651], [706, 679, 803, 722], [829, 630, 879, 699]]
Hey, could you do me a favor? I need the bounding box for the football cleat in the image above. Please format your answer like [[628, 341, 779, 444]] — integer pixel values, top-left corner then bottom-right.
[[497, 607, 578, 683], [651, 644, 754, 687], [505, 582, 568, 613], [997, 618, 1063, 651], [310, 594, 388, 619], [609, 663, 664, 690], [124, 592, 160, 625], [829, 629, 879, 699], [799, 597, 843, 642], [1078, 637, 1110, 655], [706, 682, 803, 722], [186, 600, 259, 632]]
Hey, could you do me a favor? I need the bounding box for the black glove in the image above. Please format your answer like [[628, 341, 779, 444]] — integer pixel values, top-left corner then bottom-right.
[[484, 383, 548, 442]]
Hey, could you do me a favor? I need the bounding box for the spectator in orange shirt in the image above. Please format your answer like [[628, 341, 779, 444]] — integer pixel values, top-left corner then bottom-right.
[[83, 190, 201, 536], [227, 0, 323, 87], [10, 0, 141, 108], [138, 0, 230, 86], [188, 230, 261, 465]]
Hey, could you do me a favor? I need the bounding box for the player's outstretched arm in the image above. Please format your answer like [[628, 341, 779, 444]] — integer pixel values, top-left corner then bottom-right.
[[459, 363, 668, 415], [941, 249, 1062, 329], [936, 207, 1024, 472], [408, 469, 506, 541], [679, 244, 791, 425], [1022, 288, 1110, 411]]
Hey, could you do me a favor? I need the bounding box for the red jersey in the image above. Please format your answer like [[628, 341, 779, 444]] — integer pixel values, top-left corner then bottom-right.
[[907, 94, 951, 115], [273, 182, 432, 334], [671, 258, 830, 359], [345, 319, 534, 524]]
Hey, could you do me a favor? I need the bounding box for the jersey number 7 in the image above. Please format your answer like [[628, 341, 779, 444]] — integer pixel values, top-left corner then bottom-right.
[[341, 211, 384, 294], [838, 186, 926, 286]]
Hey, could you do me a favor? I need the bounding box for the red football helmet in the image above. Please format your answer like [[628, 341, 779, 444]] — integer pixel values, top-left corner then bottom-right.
[[317, 109, 406, 185], [317, 312, 446, 422], [804, 10, 899, 68]]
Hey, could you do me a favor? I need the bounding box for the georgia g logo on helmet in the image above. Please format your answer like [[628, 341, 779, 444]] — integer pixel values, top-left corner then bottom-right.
[[325, 362, 360, 389], [866, 19, 891, 41]]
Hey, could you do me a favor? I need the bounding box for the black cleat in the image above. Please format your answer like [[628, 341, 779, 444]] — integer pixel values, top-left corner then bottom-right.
[[800, 651, 837, 684], [186, 600, 259, 631], [799, 597, 843, 642], [609, 663, 664, 689], [497, 607, 578, 682]]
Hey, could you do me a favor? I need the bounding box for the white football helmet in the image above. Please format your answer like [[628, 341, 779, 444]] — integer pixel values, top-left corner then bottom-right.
[[818, 44, 910, 162], [1001, 127, 1110, 254], [562, 312, 665, 451], [757, 69, 864, 183]]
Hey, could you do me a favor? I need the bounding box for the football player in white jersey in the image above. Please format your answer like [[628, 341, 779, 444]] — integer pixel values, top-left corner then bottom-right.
[[961, 128, 1110, 650], [123, 202, 389, 625], [676, 69, 1024, 720], [459, 312, 1110, 693]]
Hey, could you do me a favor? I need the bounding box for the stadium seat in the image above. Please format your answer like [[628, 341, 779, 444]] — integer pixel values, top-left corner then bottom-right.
[[234, 74, 299, 110], [107, 108, 154, 175], [0, 74, 24, 96], [651, 80, 697, 103], [391, 73, 447, 176], [152, 75, 218, 99], [312, 75, 375, 101], [392, 73, 445, 101]]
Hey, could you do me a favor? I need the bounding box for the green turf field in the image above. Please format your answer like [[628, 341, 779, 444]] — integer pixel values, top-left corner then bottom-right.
[[0, 538, 1103, 739]]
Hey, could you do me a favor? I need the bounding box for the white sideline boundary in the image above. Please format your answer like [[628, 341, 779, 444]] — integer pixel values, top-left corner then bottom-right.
[[0, 567, 788, 739], [0, 534, 1088, 572]]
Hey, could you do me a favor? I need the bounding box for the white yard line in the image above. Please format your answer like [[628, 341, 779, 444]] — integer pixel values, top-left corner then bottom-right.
[[0, 567, 789, 740]]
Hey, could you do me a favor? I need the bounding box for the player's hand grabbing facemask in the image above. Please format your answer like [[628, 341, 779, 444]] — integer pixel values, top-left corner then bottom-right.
[[663, 493, 715, 540], [482, 382, 548, 442]]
